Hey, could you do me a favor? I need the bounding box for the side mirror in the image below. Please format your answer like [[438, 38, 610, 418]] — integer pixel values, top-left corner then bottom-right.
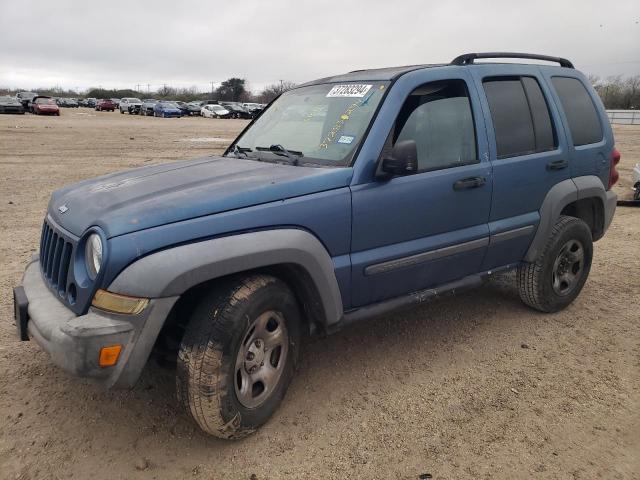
[[376, 140, 418, 179]]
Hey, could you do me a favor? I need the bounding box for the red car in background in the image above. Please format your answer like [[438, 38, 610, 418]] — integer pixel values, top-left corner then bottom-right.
[[95, 99, 116, 112], [32, 97, 60, 116]]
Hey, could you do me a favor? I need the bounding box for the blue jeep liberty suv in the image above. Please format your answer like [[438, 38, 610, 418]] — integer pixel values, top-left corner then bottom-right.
[[13, 52, 620, 438]]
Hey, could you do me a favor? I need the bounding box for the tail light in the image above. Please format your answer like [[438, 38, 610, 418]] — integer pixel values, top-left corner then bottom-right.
[[608, 147, 621, 190]]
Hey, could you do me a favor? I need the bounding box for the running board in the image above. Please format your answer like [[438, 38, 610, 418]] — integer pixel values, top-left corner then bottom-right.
[[328, 263, 519, 334]]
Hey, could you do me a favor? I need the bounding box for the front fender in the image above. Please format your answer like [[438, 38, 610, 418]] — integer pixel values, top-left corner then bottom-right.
[[108, 229, 344, 326]]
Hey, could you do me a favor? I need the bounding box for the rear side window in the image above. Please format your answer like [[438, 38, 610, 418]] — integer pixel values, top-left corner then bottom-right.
[[483, 76, 556, 159], [551, 77, 603, 146]]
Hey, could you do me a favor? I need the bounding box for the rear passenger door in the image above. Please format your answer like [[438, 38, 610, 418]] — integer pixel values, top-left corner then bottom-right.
[[470, 66, 570, 269]]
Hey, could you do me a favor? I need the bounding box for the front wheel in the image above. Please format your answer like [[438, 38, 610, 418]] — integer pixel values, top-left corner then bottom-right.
[[518, 215, 593, 313], [176, 275, 300, 439]]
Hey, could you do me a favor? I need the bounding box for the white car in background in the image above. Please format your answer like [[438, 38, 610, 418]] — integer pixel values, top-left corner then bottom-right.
[[119, 98, 143, 115], [201, 104, 230, 118]]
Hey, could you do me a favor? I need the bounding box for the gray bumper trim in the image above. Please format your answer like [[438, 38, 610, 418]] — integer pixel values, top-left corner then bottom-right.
[[21, 260, 177, 388]]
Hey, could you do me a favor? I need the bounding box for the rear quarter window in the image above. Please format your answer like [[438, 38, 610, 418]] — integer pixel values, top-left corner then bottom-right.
[[551, 77, 603, 146]]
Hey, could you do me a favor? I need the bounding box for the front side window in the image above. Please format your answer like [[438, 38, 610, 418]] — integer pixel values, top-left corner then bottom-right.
[[389, 80, 477, 172], [483, 76, 556, 159], [551, 76, 603, 146], [231, 82, 389, 167]]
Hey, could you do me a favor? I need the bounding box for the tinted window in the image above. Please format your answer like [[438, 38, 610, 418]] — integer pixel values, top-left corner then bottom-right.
[[393, 80, 477, 172], [551, 77, 602, 146], [484, 77, 556, 158], [522, 77, 556, 152]]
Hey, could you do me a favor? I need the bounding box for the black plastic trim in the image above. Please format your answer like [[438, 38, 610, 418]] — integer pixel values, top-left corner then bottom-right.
[[451, 52, 574, 69], [364, 237, 489, 276]]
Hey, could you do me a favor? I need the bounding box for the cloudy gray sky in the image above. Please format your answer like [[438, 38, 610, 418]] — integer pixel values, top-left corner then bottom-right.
[[1, 0, 638, 94]]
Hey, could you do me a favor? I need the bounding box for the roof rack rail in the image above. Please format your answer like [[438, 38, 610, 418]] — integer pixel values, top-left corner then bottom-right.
[[451, 52, 574, 69]]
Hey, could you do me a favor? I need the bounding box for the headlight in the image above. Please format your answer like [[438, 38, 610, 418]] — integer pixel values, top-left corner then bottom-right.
[[85, 233, 103, 280]]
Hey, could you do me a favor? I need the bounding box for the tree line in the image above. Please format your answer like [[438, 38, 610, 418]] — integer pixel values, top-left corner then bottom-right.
[[1, 75, 638, 109], [0, 78, 297, 104], [589, 75, 640, 110]]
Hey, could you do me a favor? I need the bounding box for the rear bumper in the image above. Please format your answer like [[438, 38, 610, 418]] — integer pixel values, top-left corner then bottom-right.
[[17, 258, 177, 388], [603, 190, 617, 233]]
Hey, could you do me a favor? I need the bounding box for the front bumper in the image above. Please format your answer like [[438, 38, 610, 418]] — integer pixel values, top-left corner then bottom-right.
[[15, 258, 177, 388]]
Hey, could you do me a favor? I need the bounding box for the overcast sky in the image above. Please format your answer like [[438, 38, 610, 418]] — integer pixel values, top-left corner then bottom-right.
[[1, 0, 638, 94]]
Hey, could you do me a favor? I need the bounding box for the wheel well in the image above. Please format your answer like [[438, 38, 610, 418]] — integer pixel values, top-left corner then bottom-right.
[[152, 264, 326, 364], [560, 197, 605, 241]]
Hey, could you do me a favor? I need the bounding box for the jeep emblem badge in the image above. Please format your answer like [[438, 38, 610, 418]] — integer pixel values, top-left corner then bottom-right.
[[58, 204, 69, 214]]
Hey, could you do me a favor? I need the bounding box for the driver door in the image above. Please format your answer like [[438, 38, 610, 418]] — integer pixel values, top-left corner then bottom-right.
[[350, 74, 492, 307]]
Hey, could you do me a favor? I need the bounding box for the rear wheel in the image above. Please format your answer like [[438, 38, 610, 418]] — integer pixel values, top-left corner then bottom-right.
[[176, 275, 300, 439], [518, 215, 593, 312]]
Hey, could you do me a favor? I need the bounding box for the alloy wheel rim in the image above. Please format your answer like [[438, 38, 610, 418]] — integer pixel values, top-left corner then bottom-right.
[[234, 310, 289, 409], [551, 239, 584, 296]]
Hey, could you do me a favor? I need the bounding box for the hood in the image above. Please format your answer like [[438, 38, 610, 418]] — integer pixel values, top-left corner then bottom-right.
[[48, 156, 353, 238]]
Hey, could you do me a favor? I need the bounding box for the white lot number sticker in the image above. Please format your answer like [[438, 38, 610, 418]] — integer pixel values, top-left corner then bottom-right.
[[326, 84, 373, 98]]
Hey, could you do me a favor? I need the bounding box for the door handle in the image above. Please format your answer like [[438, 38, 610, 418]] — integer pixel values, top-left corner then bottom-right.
[[453, 176, 486, 191], [547, 159, 568, 170]]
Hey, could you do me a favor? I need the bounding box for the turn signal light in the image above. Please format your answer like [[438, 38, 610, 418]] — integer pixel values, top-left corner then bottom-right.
[[92, 289, 149, 315], [99, 345, 122, 367]]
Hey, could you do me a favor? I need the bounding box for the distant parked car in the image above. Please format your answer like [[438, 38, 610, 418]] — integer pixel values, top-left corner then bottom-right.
[[220, 102, 253, 119], [242, 103, 264, 115], [95, 99, 116, 112], [633, 164, 640, 201], [153, 101, 183, 118], [67, 98, 79, 108], [16, 91, 37, 110], [201, 104, 231, 118], [86, 98, 98, 108], [111, 98, 120, 108], [119, 98, 143, 114], [0, 96, 25, 114], [140, 99, 158, 116], [174, 101, 198, 116], [32, 96, 60, 115]]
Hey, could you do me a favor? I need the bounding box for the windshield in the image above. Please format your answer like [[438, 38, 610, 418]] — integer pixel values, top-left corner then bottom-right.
[[231, 82, 388, 166], [211, 105, 226, 111], [163, 102, 178, 108], [35, 98, 55, 104]]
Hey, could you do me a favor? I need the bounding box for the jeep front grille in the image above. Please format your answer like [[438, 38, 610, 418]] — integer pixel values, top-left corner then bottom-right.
[[39, 220, 74, 296]]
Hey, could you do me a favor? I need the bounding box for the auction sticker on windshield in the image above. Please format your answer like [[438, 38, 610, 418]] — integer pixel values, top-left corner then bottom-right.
[[326, 84, 372, 98]]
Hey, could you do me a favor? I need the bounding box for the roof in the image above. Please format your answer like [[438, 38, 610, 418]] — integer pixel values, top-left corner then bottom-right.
[[297, 53, 574, 87], [298, 64, 446, 87]]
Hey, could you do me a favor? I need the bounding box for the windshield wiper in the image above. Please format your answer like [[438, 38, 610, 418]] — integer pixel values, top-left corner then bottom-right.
[[255, 144, 303, 166], [230, 144, 252, 158]]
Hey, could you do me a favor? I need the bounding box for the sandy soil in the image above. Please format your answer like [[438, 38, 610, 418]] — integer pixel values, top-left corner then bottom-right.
[[0, 110, 638, 480]]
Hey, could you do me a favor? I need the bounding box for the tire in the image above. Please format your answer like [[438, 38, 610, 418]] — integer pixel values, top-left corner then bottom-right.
[[120, 108, 124, 114], [176, 275, 301, 439], [634, 183, 640, 201], [518, 215, 593, 313]]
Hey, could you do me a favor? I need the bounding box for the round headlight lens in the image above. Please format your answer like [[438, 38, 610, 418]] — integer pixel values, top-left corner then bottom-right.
[[85, 233, 103, 279]]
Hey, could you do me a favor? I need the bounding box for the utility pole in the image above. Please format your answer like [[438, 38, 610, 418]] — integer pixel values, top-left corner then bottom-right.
[[279, 79, 284, 94], [147, 84, 150, 93], [210, 81, 215, 99], [135, 84, 141, 92]]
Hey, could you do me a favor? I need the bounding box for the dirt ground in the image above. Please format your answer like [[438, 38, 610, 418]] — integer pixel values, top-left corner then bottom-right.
[[0, 110, 638, 480]]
